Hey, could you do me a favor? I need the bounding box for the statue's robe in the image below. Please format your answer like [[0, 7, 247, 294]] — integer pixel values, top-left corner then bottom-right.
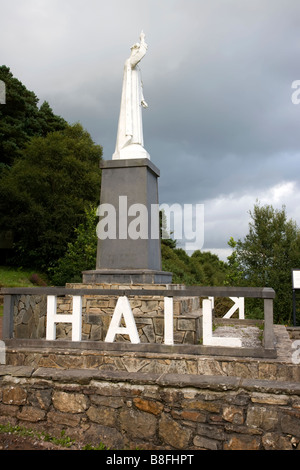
[[113, 43, 150, 160]]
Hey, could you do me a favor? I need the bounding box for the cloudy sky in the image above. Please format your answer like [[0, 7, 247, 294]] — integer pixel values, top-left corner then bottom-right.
[[1, 0, 300, 260]]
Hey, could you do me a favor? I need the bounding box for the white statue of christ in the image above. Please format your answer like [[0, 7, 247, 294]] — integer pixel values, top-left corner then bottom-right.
[[112, 31, 150, 160]]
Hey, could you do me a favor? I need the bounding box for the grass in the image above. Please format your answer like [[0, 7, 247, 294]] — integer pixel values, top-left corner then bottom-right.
[[0, 423, 75, 448], [82, 442, 109, 450], [0, 423, 110, 450], [0, 266, 46, 288]]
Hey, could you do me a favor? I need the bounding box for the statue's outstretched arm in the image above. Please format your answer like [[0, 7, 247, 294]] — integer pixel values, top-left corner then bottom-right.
[[129, 31, 148, 68]]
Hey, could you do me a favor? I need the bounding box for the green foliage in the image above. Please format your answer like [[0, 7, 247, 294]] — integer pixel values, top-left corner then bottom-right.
[[161, 243, 227, 286], [50, 205, 98, 285], [37, 101, 66, 137], [0, 123, 102, 269], [162, 244, 197, 284], [43, 429, 75, 448], [224, 237, 246, 286], [82, 442, 109, 450], [0, 423, 74, 448], [229, 203, 300, 324], [0, 67, 101, 270], [0, 66, 67, 167], [190, 250, 227, 285]]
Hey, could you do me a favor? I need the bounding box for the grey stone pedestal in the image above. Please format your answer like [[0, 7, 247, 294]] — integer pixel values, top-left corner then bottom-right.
[[83, 158, 172, 284]]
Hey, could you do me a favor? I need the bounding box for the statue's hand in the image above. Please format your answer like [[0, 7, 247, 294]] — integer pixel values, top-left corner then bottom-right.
[[140, 31, 146, 43]]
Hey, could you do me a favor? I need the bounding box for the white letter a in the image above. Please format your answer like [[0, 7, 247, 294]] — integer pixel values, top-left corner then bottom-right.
[[105, 296, 140, 344]]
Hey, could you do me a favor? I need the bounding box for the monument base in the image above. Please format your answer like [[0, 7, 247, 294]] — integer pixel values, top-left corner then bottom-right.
[[82, 269, 173, 285], [96, 158, 163, 273]]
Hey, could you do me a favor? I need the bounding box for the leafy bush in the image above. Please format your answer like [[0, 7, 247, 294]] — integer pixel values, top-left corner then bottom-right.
[[49, 205, 98, 285]]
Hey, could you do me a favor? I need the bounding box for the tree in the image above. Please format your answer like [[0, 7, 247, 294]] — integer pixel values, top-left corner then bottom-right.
[[0, 123, 102, 269], [224, 237, 245, 286], [190, 250, 228, 286], [49, 205, 98, 285], [0, 66, 67, 168], [161, 244, 197, 285], [231, 203, 300, 324], [37, 101, 66, 137], [161, 245, 227, 286]]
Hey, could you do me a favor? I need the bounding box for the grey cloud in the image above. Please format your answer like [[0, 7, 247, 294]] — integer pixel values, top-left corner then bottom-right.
[[2, 0, 300, 256]]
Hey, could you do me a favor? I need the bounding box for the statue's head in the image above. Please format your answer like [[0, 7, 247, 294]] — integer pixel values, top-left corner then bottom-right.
[[130, 43, 140, 51]]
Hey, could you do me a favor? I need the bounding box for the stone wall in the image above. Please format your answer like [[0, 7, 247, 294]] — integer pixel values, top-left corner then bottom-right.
[[13, 295, 47, 339], [0, 366, 300, 450], [12, 288, 202, 345]]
